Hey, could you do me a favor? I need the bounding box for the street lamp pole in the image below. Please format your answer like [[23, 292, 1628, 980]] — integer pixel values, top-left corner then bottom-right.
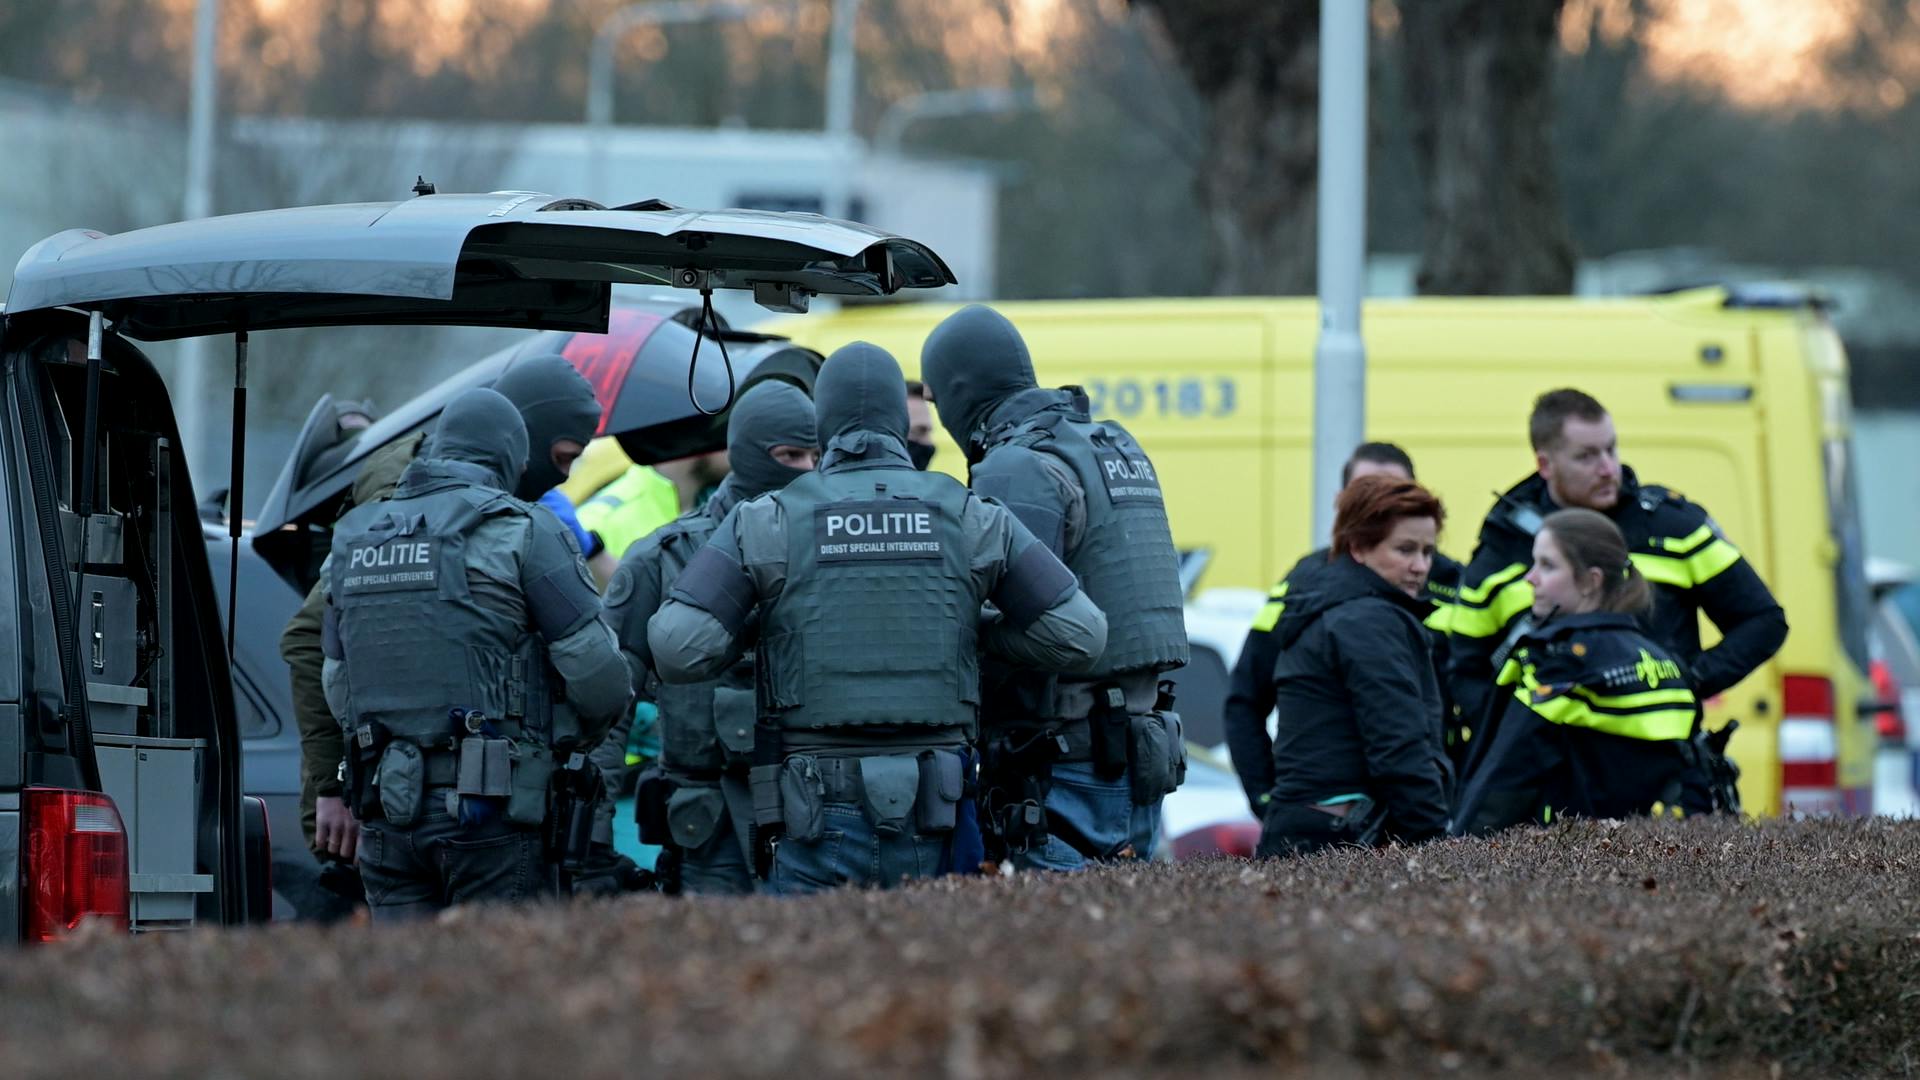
[[587, 0, 757, 199], [178, 0, 221, 478], [821, 0, 862, 219], [1311, 0, 1369, 545]]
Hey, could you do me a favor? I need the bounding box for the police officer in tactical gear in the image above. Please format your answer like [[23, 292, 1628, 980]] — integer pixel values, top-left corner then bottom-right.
[[1446, 389, 1786, 774], [286, 354, 605, 870], [647, 343, 1108, 894], [919, 305, 1190, 870], [320, 388, 631, 919], [595, 381, 820, 895], [1225, 442, 1466, 813]]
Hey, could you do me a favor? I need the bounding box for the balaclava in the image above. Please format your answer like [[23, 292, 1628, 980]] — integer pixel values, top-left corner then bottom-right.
[[918, 304, 1038, 451], [815, 342, 911, 457], [492, 352, 603, 501], [726, 381, 818, 499], [429, 388, 528, 493]]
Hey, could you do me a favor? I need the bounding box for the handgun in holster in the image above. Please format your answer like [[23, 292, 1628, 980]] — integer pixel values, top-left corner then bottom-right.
[[633, 764, 676, 847], [316, 859, 364, 903], [545, 750, 605, 872], [1088, 684, 1130, 781], [652, 844, 684, 896], [344, 719, 392, 820], [1344, 795, 1390, 847], [980, 725, 1062, 858], [748, 716, 785, 881], [1700, 720, 1743, 814]]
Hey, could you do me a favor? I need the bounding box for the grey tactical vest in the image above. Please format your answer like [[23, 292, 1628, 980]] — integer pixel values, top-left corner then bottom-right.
[[1002, 408, 1189, 677], [329, 463, 554, 747], [760, 467, 978, 734], [651, 507, 758, 777]]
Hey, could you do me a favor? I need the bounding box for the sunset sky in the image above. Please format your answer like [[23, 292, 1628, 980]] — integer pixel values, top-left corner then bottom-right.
[[1563, 0, 1920, 111], [144, 0, 1916, 116]]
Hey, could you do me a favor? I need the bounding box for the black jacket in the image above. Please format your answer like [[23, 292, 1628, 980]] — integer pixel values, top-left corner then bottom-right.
[[1225, 548, 1461, 809], [1445, 468, 1787, 729], [1454, 612, 1704, 834], [1257, 556, 1452, 843]]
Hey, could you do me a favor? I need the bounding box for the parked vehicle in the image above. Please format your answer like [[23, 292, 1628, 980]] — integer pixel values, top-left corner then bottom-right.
[[1867, 558, 1920, 817], [2, 191, 953, 938]]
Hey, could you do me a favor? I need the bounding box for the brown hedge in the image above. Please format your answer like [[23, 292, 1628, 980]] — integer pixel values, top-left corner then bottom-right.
[[3, 817, 1917, 1079]]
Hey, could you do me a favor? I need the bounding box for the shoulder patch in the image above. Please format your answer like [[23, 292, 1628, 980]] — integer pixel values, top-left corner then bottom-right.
[[604, 564, 635, 608]]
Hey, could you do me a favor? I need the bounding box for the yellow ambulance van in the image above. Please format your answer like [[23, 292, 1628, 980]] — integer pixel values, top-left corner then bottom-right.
[[767, 286, 1874, 818]]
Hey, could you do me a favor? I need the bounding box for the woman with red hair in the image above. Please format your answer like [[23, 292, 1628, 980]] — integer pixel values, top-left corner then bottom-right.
[[1254, 475, 1453, 857]]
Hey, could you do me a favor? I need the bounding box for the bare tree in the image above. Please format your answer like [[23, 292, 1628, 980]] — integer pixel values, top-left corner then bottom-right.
[[1400, 0, 1574, 294], [1131, 0, 1320, 295]]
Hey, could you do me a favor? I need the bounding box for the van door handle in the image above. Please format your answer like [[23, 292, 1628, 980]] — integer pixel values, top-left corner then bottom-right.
[[1669, 384, 1753, 403], [90, 591, 106, 673]]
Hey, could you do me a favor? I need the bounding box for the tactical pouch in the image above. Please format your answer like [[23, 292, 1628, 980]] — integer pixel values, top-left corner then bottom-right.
[[915, 750, 964, 833], [712, 687, 757, 763], [858, 754, 920, 837], [778, 756, 825, 843], [1089, 685, 1130, 780], [457, 736, 514, 799], [505, 742, 555, 827], [375, 741, 426, 828], [1129, 710, 1187, 805], [666, 784, 727, 852], [635, 767, 677, 847]]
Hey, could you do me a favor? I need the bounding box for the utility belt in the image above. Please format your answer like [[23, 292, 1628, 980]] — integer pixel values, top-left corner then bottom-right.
[[633, 765, 738, 863], [343, 709, 600, 868], [751, 750, 968, 851], [1028, 681, 1188, 805]]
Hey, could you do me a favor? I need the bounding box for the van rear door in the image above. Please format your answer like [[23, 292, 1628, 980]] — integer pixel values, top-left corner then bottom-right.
[[6, 194, 954, 339], [1, 352, 24, 936]]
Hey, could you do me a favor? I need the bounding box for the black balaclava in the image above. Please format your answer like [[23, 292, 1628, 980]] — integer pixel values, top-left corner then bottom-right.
[[814, 342, 911, 465], [430, 388, 528, 493], [492, 352, 603, 501], [727, 381, 818, 499], [919, 304, 1038, 451]]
